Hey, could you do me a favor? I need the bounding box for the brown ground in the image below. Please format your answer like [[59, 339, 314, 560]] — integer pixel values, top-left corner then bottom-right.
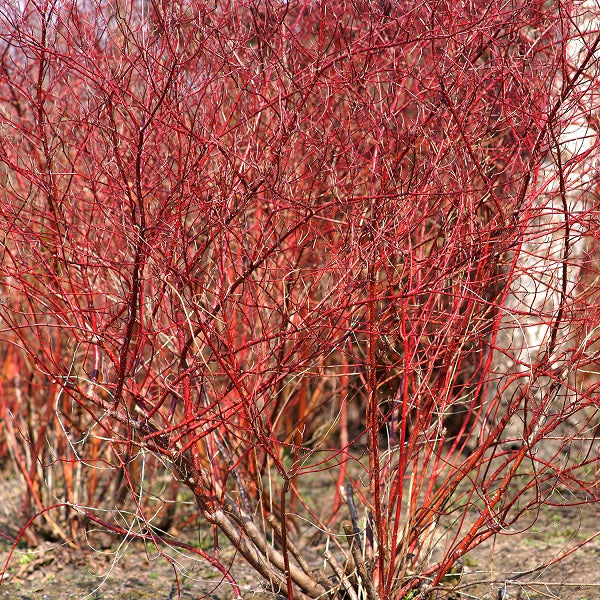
[[0, 469, 598, 600]]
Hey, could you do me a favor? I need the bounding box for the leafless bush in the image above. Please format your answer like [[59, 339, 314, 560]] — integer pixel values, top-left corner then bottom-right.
[[0, 1, 599, 599]]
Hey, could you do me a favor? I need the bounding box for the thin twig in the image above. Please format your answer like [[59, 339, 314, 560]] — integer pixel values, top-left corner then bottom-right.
[[343, 520, 379, 600], [324, 549, 359, 600]]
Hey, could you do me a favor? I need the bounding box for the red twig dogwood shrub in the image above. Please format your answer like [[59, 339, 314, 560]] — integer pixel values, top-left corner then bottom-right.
[[0, 1, 599, 598]]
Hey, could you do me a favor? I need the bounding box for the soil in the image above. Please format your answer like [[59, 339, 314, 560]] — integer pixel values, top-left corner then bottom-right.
[[0, 469, 598, 600]]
